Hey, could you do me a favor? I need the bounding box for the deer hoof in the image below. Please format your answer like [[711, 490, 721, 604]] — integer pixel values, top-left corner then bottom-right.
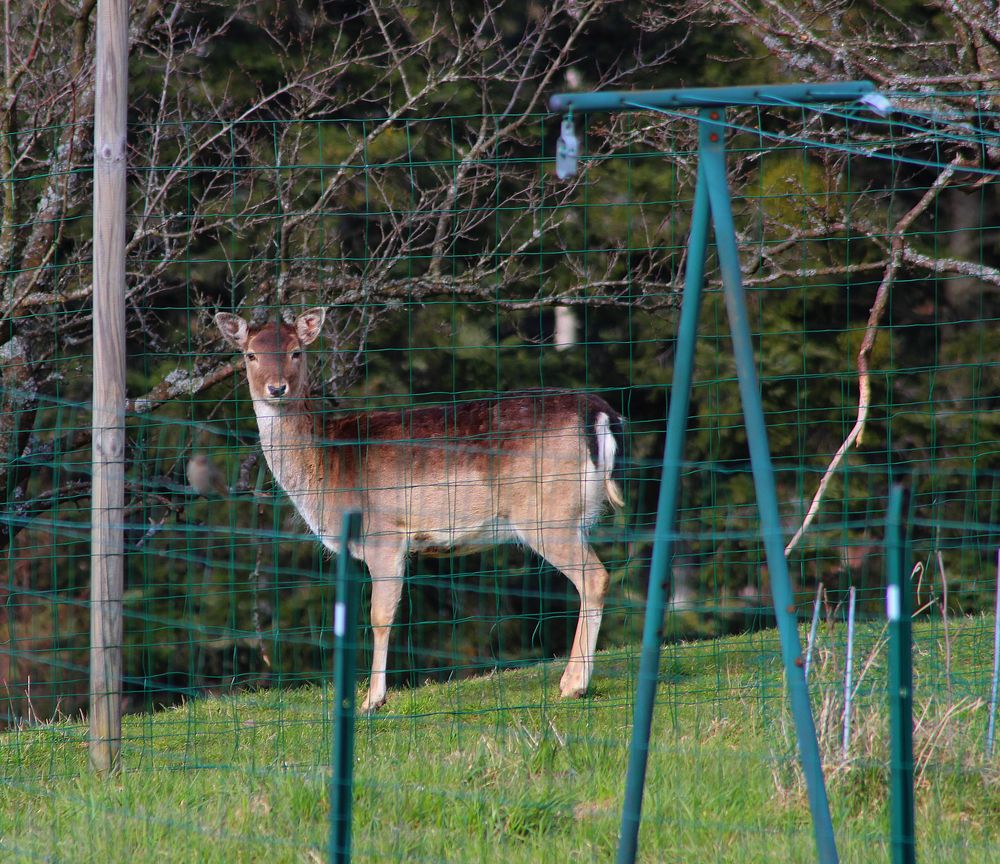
[[559, 667, 590, 699], [360, 691, 386, 714]]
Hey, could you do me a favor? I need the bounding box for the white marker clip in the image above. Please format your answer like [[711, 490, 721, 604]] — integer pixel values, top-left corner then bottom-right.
[[860, 92, 893, 117], [886, 584, 900, 621], [556, 113, 579, 179], [334, 601, 346, 637]]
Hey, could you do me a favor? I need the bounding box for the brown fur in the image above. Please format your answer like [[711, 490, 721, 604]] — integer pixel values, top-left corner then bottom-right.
[[216, 308, 624, 712]]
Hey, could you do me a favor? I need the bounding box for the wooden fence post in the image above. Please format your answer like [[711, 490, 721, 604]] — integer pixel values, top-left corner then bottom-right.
[[90, 0, 129, 776]]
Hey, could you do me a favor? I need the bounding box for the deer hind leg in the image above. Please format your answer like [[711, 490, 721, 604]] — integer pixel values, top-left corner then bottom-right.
[[359, 547, 406, 714], [522, 529, 610, 699]]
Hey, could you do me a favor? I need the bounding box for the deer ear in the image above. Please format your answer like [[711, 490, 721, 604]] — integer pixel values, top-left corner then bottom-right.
[[295, 307, 326, 345], [215, 312, 249, 350]]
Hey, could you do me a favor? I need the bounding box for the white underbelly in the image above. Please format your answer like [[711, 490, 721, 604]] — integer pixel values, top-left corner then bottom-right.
[[406, 518, 518, 556]]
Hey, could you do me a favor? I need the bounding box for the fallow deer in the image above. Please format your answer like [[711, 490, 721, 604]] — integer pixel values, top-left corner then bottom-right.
[[216, 307, 625, 712]]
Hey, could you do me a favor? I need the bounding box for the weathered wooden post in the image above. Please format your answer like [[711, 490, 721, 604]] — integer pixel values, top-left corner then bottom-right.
[[90, 0, 129, 775]]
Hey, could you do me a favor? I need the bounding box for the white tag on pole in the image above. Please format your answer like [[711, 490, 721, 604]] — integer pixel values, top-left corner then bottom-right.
[[556, 115, 579, 178], [886, 584, 900, 621], [860, 92, 893, 117]]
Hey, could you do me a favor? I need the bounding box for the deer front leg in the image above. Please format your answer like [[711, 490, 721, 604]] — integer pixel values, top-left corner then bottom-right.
[[359, 550, 406, 714]]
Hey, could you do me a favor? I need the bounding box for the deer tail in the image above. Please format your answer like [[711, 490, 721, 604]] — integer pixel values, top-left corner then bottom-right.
[[593, 410, 626, 509]]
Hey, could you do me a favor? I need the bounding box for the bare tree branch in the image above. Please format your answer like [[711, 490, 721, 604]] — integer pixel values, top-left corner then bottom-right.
[[785, 158, 964, 555]]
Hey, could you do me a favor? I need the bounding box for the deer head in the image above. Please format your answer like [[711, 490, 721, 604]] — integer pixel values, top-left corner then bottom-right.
[[215, 308, 325, 405]]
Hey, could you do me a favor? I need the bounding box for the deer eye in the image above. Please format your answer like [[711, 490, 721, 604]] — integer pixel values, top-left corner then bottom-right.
[[290, 350, 302, 360], [246, 352, 257, 362]]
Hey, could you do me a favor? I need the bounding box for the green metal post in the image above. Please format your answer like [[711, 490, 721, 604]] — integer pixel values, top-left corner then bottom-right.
[[698, 107, 839, 864], [616, 163, 711, 864], [551, 81, 876, 864], [886, 484, 916, 863], [330, 510, 363, 864], [549, 81, 875, 114]]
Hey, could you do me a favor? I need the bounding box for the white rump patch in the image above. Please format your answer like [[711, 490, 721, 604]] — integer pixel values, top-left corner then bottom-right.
[[595, 412, 617, 471]]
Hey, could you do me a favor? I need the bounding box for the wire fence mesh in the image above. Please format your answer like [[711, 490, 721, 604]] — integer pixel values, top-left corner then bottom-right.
[[1, 90, 999, 861]]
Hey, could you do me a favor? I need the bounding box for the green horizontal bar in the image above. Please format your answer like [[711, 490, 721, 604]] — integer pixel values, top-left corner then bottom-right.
[[549, 82, 875, 113]]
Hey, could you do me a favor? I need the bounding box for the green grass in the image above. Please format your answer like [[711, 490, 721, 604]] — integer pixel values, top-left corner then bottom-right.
[[1, 615, 998, 862]]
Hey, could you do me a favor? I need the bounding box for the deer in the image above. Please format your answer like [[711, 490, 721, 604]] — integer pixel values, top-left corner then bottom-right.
[[215, 307, 625, 713]]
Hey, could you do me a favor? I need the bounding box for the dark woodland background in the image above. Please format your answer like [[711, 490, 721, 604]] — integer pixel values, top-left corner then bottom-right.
[[0, 0, 997, 724]]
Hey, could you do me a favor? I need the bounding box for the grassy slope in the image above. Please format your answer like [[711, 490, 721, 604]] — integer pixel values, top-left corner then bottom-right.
[[1, 616, 998, 863]]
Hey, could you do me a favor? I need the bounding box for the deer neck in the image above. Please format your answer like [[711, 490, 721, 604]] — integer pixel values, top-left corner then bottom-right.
[[252, 395, 320, 494]]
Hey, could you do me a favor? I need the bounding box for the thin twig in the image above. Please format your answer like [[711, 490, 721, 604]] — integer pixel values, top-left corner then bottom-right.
[[915, 697, 982, 783], [785, 158, 963, 556]]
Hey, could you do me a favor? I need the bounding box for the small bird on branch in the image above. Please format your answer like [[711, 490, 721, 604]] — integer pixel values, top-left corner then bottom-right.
[[186, 453, 229, 497]]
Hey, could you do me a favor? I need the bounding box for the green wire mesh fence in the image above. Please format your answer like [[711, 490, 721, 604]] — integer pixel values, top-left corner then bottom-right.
[[0, 90, 998, 861]]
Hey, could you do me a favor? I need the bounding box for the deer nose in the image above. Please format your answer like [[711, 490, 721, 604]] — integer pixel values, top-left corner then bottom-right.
[[267, 383, 287, 398]]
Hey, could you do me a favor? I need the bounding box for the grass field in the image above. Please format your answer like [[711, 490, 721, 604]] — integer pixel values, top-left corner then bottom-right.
[[1, 614, 998, 863]]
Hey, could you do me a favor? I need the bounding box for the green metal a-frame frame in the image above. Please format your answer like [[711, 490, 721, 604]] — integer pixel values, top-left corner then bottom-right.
[[549, 82, 881, 864]]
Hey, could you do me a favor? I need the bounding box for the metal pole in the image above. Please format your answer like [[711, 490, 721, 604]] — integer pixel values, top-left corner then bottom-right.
[[330, 510, 363, 864], [805, 584, 823, 682], [699, 107, 839, 864], [89, 0, 129, 777], [986, 548, 1000, 757], [615, 162, 711, 864], [549, 81, 875, 114], [843, 585, 857, 758], [887, 485, 916, 864], [553, 81, 873, 863]]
